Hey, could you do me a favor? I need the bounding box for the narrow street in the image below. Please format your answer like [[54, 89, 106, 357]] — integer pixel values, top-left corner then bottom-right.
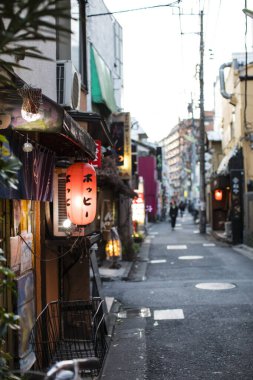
[[101, 214, 253, 380]]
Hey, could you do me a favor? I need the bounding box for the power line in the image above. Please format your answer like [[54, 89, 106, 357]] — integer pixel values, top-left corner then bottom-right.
[[87, 1, 181, 17]]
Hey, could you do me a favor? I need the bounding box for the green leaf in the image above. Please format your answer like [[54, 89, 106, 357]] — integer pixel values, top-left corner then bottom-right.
[[0, 135, 8, 143]]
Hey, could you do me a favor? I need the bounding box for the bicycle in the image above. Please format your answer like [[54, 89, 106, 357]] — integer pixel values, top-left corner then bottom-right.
[[45, 357, 100, 380], [15, 357, 101, 380]]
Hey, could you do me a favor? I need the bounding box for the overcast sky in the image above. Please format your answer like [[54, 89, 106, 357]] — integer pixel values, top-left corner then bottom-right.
[[103, 0, 253, 142]]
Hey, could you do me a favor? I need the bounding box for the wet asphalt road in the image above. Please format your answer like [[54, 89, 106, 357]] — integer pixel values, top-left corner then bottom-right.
[[101, 214, 253, 380]]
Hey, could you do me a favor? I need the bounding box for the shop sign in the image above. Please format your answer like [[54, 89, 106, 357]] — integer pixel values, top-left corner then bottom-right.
[[132, 192, 145, 224], [111, 112, 132, 179], [89, 140, 102, 168]]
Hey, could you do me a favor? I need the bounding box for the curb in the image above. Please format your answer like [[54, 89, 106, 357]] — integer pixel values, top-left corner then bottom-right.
[[206, 228, 232, 245], [233, 244, 253, 261], [99, 261, 132, 282], [126, 238, 152, 282]]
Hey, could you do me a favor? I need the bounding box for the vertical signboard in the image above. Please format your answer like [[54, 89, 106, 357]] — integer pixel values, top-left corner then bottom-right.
[[132, 192, 145, 225], [230, 169, 244, 244], [156, 147, 162, 181], [111, 112, 132, 179], [111, 122, 125, 166]]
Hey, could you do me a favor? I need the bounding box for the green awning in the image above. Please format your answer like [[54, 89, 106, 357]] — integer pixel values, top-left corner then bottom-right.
[[90, 45, 117, 113]]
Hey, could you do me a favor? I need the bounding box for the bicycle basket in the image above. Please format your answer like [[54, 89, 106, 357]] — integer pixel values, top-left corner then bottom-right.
[[30, 298, 107, 377]]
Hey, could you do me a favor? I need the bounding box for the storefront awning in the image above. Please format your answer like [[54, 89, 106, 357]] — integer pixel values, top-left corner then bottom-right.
[[68, 110, 113, 147], [90, 45, 117, 113], [217, 145, 239, 175], [96, 168, 137, 198], [0, 70, 96, 159]]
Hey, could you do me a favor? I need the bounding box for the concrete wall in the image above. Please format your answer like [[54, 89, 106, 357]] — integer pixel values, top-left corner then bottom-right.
[[15, 40, 57, 102], [244, 192, 253, 247], [86, 0, 123, 110], [222, 63, 253, 187]]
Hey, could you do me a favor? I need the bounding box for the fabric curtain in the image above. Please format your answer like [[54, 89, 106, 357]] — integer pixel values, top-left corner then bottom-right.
[[0, 129, 55, 201]]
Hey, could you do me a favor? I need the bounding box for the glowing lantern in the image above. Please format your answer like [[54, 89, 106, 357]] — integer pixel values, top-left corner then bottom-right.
[[214, 189, 223, 201], [66, 162, 97, 225], [105, 239, 121, 258], [105, 227, 122, 268]]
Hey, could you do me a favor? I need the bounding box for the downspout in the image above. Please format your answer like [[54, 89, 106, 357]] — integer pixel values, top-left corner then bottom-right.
[[219, 62, 233, 99]]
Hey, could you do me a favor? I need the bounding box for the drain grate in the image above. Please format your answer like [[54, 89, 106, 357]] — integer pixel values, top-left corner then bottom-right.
[[116, 307, 151, 318]]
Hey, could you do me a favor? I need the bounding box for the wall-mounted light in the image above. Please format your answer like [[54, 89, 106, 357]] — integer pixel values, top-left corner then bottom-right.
[[63, 218, 72, 229], [18, 84, 43, 122], [214, 189, 223, 201]]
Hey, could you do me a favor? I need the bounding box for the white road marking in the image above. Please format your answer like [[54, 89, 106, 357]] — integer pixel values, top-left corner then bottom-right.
[[178, 255, 204, 260], [193, 230, 200, 234], [150, 259, 167, 264], [203, 243, 216, 247], [195, 282, 236, 290], [105, 297, 114, 312], [154, 309, 184, 320], [167, 245, 187, 250]]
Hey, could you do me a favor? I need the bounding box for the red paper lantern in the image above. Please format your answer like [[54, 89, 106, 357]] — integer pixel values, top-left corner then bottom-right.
[[214, 189, 223, 201], [66, 162, 97, 225]]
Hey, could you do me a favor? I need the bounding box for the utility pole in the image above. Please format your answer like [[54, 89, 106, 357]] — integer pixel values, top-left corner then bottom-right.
[[188, 96, 196, 200], [199, 10, 206, 233]]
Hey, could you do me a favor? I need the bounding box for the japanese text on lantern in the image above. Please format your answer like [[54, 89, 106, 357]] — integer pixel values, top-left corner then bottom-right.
[[66, 162, 97, 225]]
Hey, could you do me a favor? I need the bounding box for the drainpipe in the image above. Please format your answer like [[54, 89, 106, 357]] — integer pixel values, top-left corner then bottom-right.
[[219, 62, 233, 99]]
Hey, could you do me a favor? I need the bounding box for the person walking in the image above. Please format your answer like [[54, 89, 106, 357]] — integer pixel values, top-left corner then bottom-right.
[[169, 200, 178, 231], [179, 200, 186, 217]]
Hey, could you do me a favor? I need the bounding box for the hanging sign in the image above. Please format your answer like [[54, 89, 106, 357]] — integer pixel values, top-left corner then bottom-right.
[[111, 112, 132, 179], [89, 140, 102, 168]]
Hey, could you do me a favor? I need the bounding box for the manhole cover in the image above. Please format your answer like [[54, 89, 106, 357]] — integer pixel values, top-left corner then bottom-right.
[[195, 282, 236, 290], [178, 256, 203, 260], [117, 307, 151, 318]]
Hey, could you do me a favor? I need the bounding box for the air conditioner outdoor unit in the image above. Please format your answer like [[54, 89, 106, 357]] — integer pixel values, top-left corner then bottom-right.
[[56, 60, 81, 110], [53, 169, 84, 237]]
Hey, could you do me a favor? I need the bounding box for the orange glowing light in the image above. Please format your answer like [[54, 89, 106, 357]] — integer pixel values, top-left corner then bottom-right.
[[66, 162, 97, 225], [214, 189, 223, 201]]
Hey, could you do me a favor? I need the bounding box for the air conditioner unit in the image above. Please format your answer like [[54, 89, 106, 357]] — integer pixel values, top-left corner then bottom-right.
[[56, 60, 81, 110], [53, 168, 84, 237]]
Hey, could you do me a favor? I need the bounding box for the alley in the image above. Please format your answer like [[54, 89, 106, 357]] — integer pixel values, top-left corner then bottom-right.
[[101, 214, 253, 380]]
